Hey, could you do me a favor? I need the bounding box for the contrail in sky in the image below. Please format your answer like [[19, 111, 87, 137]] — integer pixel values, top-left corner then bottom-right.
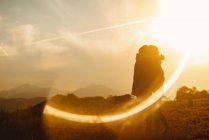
[[32, 17, 157, 45], [2, 17, 157, 55]]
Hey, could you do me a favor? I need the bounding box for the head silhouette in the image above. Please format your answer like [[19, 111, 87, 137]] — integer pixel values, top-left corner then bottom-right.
[[132, 45, 165, 100]]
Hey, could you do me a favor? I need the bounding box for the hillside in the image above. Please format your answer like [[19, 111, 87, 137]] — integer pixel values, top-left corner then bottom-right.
[[47, 93, 133, 115], [0, 98, 209, 140], [0, 97, 46, 112], [0, 86, 209, 139], [161, 98, 209, 140]]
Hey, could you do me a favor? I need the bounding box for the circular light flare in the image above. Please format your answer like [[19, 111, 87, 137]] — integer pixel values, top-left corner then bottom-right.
[[44, 53, 190, 123]]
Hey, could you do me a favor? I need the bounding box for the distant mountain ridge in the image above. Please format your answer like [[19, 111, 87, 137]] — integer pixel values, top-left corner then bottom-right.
[[0, 84, 66, 99], [74, 85, 126, 97], [0, 84, 127, 112], [0, 84, 126, 99]]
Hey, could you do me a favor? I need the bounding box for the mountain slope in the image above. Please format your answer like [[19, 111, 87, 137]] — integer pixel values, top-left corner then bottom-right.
[[0, 97, 46, 112], [74, 85, 125, 97], [0, 84, 66, 98]]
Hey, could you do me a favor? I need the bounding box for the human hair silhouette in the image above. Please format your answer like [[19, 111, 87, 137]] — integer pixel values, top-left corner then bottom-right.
[[132, 45, 165, 100]]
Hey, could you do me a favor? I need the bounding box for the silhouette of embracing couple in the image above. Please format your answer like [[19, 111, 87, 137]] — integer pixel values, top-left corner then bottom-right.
[[132, 44, 165, 100], [122, 44, 170, 140]]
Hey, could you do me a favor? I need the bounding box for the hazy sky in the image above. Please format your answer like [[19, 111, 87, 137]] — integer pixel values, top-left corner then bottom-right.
[[0, 0, 208, 97]]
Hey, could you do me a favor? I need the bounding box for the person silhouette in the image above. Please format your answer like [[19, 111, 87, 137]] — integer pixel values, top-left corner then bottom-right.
[[129, 45, 169, 139], [132, 45, 165, 100]]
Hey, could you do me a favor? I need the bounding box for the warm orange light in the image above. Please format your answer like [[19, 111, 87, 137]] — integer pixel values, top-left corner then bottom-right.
[[44, 53, 190, 123], [150, 0, 209, 53], [44, 0, 204, 123]]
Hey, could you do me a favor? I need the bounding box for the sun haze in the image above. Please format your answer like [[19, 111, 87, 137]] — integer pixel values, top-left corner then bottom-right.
[[0, 0, 208, 98]]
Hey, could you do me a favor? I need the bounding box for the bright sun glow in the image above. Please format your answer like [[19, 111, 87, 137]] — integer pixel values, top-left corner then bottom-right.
[[150, 0, 209, 53]]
